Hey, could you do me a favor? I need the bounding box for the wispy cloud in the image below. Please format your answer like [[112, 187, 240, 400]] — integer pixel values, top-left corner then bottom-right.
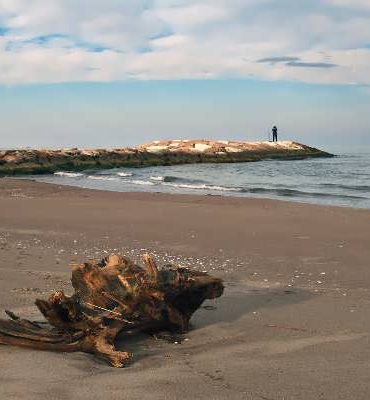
[[0, 0, 369, 84], [286, 61, 337, 68], [258, 56, 337, 68], [257, 57, 301, 64]]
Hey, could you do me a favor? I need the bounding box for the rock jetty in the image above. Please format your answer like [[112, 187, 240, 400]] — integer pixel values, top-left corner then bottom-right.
[[0, 139, 333, 176]]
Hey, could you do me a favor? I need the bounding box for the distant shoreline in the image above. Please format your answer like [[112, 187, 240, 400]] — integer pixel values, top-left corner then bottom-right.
[[0, 140, 333, 176]]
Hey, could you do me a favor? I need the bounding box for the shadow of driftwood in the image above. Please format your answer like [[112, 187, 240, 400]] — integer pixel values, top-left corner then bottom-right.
[[112, 282, 314, 365], [190, 282, 313, 329]]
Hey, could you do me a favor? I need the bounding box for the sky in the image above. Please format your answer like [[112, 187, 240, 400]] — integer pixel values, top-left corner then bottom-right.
[[0, 0, 370, 148]]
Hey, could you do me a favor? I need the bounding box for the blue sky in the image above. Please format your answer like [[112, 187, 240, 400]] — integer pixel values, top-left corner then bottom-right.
[[0, 0, 370, 148]]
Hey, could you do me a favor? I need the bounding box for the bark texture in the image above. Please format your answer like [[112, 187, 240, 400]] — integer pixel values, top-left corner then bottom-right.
[[0, 254, 224, 367]]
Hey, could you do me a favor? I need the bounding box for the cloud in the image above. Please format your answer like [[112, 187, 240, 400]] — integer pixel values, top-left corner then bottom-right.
[[325, 0, 370, 10], [286, 61, 337, 68], [0, 0, 369, 85], [258, 56, 338, 68], [257, 57, 301, 64], [153, 3, 230, 27]]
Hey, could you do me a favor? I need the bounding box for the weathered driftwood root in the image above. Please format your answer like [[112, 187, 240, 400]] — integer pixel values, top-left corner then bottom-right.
[[0, 253, 224, 367]]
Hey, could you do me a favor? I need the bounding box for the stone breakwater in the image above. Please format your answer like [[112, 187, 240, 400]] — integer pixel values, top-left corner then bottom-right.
[[0, 139, 333, 176]]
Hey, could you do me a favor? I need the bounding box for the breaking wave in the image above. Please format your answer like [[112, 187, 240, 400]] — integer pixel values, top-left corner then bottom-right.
[[117, 172, 133, 177], [150, 176, 165, 182], [38, 151, 370, 209], [126, 178, 240, 192], [87, 175, 117, 181], [54, 171, 84, 178], [162, 182, 241, 192], [128, 179, 156, 186], [53, 172, 367, 199], [149, 175, 207, 184]]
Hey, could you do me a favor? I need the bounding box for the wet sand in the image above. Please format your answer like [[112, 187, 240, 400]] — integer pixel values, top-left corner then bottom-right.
[[1, 178, 370, 400]]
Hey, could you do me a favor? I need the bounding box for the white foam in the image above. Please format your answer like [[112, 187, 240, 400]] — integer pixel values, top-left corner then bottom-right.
[[117, 172, 133, 177], [150, 176, 165, 181], [162, 182, 240, 192], [129, 180, 156, 186], [87, 175, 117, 181], [54, 172, 83, 178]]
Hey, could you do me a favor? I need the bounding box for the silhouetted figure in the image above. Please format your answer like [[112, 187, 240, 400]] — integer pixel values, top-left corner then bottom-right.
[[272, 126, 278, 142]]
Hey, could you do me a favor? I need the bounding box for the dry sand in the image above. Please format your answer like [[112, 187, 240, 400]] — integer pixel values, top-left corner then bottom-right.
[[0, 178, 370, 400]]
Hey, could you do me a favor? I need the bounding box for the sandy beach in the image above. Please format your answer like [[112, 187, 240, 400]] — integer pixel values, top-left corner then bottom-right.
[[1, 178, 370, 400]]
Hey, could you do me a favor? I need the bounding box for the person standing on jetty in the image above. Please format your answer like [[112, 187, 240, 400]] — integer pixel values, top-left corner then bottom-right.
[[272, 125, 278, 142]]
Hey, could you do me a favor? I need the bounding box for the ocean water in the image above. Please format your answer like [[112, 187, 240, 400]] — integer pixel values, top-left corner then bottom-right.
[[31, 146, 370, 209]]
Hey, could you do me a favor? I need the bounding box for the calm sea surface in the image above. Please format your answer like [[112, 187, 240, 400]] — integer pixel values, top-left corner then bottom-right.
[[31, 145, 370, 209]]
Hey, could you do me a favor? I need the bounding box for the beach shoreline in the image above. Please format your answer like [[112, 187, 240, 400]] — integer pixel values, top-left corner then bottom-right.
[[1, 178, 370, 399], [19, 146, 370, 210]]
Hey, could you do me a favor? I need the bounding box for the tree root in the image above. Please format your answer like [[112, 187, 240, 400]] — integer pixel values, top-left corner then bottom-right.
[[0, 253, 224, 367]]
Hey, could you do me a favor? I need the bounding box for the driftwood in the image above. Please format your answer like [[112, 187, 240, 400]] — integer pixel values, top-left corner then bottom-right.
[[0, 254, 224, 367]]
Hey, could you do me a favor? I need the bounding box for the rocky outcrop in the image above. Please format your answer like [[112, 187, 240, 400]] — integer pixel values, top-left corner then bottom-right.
[[0, 140, 333, 176]]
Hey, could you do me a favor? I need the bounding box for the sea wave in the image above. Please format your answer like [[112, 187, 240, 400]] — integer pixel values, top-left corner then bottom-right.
[[319, 183, 370, 192], [151, 175, 207, 184], [149, 175, 184, 182], [117, 172, 133, 177], [243, 187, 365, 200], [161, 175, 188, 183], [54, 171, 84, 178], [118, 172, 208, 184], [162, 182, 241, 192], [87, 175, 117, 181], [42, 151, 370, 210], [124, 178, 240, 191], [129, 179, 156, 186], [150, 176, 165, 182]]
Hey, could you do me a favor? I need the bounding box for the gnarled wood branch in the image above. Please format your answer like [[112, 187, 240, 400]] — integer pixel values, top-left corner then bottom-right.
[[0, 253, 224, 367]]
